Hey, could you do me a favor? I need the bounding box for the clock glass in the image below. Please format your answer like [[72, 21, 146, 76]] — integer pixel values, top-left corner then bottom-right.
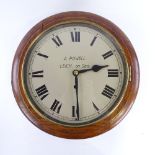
[[23, 22, 128, 126]]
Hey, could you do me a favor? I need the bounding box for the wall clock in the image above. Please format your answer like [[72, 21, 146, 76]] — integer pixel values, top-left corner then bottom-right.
[[12, 11, 139, 139]]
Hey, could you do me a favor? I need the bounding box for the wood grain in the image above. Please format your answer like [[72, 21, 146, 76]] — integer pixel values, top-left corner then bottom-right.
[[12, 11, 140, 139]]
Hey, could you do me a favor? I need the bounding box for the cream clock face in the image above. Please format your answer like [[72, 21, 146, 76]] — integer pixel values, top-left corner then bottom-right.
[[23, 23, 128, 126]]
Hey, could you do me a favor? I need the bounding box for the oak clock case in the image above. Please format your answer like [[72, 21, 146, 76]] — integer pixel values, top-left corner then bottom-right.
[[12, 11, 139, 139]]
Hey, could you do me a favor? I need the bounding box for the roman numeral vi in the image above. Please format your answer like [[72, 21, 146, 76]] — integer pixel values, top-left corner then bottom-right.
[[72, 106, 76, 117]]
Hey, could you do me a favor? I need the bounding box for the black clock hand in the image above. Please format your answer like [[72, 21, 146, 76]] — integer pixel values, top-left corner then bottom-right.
[[73, 70, 80, 120], [72, 65, 108, 120], [78, 65, 109, 74]]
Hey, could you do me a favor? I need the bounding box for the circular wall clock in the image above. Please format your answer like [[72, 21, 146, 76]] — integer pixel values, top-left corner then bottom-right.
[[12, 11, 139, 139]]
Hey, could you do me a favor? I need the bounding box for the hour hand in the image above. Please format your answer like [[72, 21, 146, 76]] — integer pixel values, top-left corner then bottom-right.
[[79, 65, 109, 74]]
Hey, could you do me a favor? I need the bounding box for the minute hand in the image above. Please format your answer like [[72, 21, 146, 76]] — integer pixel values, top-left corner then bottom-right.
[[78, 65, 109, 74]]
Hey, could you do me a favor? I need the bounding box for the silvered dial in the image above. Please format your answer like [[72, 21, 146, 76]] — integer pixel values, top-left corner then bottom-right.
[[23, 23, 128, 126]]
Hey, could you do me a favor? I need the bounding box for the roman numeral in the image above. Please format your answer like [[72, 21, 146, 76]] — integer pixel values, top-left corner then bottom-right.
[[108, 69, 119, 77], [71, 31, 80, 42], [50, 99, 62, 113], [92, 102, 99, 111], [72, 106, 76, 117], [35, 84, 49, 100], [32, 70, 43, 78], [37, 53, 48, 58], [90, 36, 97, 46], [102, 51, 113, 59], [52, 35, 63, 46], [102, 85, 115, 99]]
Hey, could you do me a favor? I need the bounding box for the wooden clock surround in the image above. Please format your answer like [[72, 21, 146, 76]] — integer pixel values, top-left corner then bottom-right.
[[12, 11, 139, 139]]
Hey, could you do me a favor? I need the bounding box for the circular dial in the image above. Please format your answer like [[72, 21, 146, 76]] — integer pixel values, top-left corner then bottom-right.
[[23, 23, 128, 126]]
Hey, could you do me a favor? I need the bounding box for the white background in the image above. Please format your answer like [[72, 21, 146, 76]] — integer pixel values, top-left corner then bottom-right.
[[0, 0, 154, 155]]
